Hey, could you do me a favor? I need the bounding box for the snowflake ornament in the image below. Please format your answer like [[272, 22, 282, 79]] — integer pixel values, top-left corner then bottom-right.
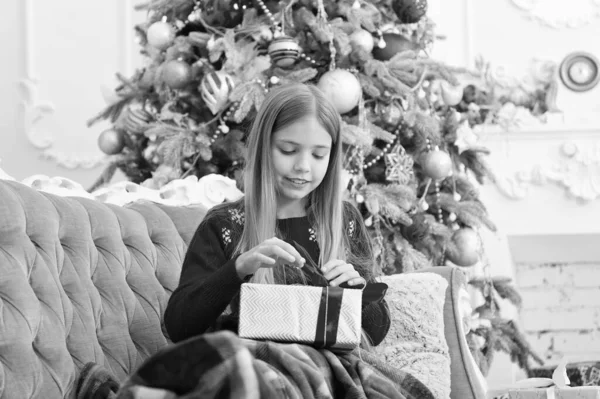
[[384, 144, 414, 184]]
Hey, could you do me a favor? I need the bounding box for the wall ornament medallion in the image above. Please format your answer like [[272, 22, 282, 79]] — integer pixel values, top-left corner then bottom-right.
[[494, 140, 600, 201]]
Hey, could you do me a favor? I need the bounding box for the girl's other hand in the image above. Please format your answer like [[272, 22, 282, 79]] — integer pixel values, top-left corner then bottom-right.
[[235, 237, 305, 279], [321, 260, 365, 287]]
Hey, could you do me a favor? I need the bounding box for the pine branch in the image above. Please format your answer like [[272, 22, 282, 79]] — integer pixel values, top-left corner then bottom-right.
[[87, 96, 132, 127], [362, 183, 415, 225], [394, 234, 432, 272], [411, 112, 441, 143], [494, 280, 523, 309], [436, 192, 497, 231], [367, 121, 395, 142], [341, 121, 374, 150], [277, 67, 319, 84], [460, 150, 496, 185], [87, 161, 119, 192]]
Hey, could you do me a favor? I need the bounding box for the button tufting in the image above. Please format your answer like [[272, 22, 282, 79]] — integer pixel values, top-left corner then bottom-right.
[[0, 180, 206, 398]]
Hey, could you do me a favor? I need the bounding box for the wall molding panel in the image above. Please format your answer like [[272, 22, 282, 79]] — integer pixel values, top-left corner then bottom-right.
[[17, 0, 140, 170]]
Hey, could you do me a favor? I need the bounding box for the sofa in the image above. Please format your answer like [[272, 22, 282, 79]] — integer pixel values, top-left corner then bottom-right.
[[0, 177, 487, 399]]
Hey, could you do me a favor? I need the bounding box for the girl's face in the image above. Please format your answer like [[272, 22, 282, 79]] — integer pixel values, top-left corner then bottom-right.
[[271, 115, 333, 207]]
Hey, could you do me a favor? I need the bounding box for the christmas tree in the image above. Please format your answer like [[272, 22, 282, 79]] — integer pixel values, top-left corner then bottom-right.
[[89, 0, 541, 375]]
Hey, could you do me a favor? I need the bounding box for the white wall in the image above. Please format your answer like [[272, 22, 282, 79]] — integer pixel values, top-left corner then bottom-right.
[[0, 0, 145, 188]]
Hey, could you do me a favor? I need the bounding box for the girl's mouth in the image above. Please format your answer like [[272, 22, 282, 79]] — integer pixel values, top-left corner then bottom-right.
[[285, 177, 310, 187]]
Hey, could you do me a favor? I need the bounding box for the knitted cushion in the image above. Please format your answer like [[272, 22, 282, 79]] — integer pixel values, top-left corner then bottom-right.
[[375, 273, 451, 399]]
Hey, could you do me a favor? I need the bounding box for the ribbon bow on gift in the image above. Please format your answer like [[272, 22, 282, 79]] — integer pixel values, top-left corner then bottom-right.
[[291, 240, 388, 307]]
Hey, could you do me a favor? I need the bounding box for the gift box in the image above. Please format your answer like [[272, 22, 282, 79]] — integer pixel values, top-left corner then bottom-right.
[[238, 283, 363, 350], [507, 386, 600, 398], [530, 362, 600, 386], [490, 358, 600, 399]]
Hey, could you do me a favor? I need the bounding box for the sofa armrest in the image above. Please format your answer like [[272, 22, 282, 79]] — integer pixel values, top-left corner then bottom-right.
[[415, 266, 487, 399]]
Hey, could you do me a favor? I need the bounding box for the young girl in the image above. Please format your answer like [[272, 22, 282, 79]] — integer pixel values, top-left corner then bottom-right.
[[164, 83, 391, 347]]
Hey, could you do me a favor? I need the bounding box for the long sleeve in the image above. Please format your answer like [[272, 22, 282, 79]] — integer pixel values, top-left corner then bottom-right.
[[344, 202, 391, 347], [164, 210, 243, 343]]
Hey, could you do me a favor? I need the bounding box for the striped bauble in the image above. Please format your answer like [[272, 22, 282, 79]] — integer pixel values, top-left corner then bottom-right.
[[267, 36, 301, 68], [200, 71, 235, 115]]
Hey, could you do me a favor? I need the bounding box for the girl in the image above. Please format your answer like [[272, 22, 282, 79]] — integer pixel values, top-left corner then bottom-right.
[[164, 83, 391, 347]]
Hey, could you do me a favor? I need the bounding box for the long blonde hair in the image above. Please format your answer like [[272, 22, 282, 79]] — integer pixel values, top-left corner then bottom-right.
[[235, 83, 345, 284]]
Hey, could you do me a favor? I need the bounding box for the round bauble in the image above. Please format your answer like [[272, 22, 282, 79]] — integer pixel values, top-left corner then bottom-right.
[[162, 60, 192, 90], [201, 0, 249, 28], [139, 67, 157, 90], [200, 71, 235, 114], [268, 36, 301, 68], [317, 70, 362, 114], [372, 33, 417, 61], [98, 129, 126, 155], [147, 21, 175, 51], [392, 0, 428, 24], [446, 227, 481, 267], [350, 29, 375, 53], [379, 102, 403, 126], [421, 149, 452, 180], [440, 81, 464, 106]]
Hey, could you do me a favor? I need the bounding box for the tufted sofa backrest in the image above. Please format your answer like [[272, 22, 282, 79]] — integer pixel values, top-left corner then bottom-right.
[[0, 180, 207, 399]]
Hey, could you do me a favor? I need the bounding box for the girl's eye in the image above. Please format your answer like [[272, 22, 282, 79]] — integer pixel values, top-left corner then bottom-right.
[[313, 154, 326, 160], [279, 148, 295, 155]]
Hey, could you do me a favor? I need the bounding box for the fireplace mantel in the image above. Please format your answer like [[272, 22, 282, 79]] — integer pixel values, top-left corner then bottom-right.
[[474, 120, 600, 376], [476, 119, 600, 237]]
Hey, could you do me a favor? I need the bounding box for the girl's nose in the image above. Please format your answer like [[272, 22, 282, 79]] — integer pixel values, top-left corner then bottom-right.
[[294, 155, 310, 171]]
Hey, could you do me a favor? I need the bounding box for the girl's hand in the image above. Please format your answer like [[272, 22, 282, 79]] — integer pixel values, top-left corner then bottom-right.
[[235, 237, 305, 279], [322, 260, 365, 287]]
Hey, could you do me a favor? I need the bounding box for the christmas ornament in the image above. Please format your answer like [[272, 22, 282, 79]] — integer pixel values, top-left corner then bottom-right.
[[268, 36, 301, 68], [446, 227, 481, 267], [188, 32, 212, 48], [372, 33, 417, 61], [378, 102, 403, 126], [385, 144, 413, 184], [440, 81, 464, 106], [201, 0, 249, 28], [317, 70, 362, 114], [200, 71, 235, 114], [147, 21, 175, 51], [98, 129, 125, 155], [392, 0, 428, 24], [123, 103, 153, 134], [162, 60, 192, 90], [350, 29, 375, 53], [421, 149, 452, 180], [139, 67, 157, 90]]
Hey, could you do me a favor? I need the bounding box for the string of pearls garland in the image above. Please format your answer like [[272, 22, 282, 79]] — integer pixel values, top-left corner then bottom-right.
[[417, 138, 461, 227], [346, 121, 403, 175], [254, 0, 280, 34], [254, 0, 321, 66]]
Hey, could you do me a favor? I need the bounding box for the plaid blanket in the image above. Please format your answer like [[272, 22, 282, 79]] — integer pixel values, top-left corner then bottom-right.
[[77, 330, 434, 399]]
